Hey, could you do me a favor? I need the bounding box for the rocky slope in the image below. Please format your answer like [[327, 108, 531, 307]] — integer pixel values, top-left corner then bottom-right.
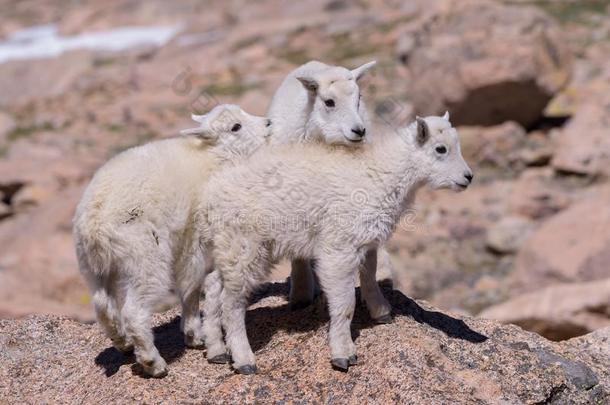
[[0, 283, 608, 404]]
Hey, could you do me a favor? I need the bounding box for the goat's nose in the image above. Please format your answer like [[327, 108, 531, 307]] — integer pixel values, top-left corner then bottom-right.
[[351, 126, 366, 138], [464, 172, 473, 183], [266, 119, 272, 127]]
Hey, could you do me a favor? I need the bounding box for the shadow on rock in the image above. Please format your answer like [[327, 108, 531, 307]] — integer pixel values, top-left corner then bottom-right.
[[385, 286, 488, 343], [94, 316, 187, 377], [246, 281, 328, 352], [247, 280, 487, 353]]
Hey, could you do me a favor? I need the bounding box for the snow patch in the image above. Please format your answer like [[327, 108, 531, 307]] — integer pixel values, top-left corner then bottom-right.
[[0, 24, 182, 64]]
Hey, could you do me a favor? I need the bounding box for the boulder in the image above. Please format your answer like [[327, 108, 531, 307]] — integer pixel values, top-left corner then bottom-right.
[[401, 0, 572, 127], [552, 95, 610, 176], [480, 278, 610, 341], [508, 168, 571, 220], [458, 121, 526, 174], [485, 215, 534, 255], [518, 143, 554, 167], [0, 283, 607, 403], [510, 186, 610, 291]]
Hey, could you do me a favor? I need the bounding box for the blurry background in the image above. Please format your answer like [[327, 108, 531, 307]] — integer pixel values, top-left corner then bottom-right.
[[0, 0, 608, 343]]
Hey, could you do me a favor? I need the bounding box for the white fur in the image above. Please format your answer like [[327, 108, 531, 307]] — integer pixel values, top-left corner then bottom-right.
[[73, 104, 270, 377], [200, 115, 472, 371]]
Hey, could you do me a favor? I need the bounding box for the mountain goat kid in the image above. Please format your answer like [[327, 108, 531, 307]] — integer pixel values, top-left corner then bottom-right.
[[201, 114, 473, 374], [267, 60, 393, 323], [73, 104, 271, 377]]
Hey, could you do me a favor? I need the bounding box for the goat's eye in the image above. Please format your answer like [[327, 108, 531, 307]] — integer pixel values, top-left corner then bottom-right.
[[435, 145, 447, 154], [231, 123, 242, 132], [324, 99, 335, 108]]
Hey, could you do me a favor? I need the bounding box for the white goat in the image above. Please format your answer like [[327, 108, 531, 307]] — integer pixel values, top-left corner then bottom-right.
[[73, 104, 271, 377], [200, 113, 473, 374], [266, 60, 392, 322]]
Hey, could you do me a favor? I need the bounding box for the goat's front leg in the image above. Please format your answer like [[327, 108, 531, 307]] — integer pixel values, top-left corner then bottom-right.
[[221, 284, 256, 374], [315, 253, 358, 372], [359, 248, 392, 323]]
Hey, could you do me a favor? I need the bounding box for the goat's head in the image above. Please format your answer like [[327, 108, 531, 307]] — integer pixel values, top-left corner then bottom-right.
[[408, 112, 473, 191], [181, 104, 272, 159], [296, 61, 376, 146]]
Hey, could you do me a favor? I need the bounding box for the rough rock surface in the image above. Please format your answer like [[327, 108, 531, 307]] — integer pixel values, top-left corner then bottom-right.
[[559, 326, 610, 391], [402, 1, 572, 127], [481, 278, 610, 341], [0, 283, 608, 404]]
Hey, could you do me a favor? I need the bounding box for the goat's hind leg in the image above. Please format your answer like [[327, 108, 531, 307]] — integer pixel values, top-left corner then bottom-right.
[[202, 270, 229, 364], [289, 258, 316, 310], [178, 250, 206, 349], [92, 288, 133, 353], [77, 245, 132, 353], [122, 290, 168, 377], [180, 288, 205, 349], [359, 248, 392, 324]]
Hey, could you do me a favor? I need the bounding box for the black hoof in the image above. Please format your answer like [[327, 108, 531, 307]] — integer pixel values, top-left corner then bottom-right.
[[348, 354, 358, 366], [374, 314, 392, 324], [290, 300, 313, 311], [331, 358, 349, 372], [208, 353, 230, 364], [236, 364, 258, 375]]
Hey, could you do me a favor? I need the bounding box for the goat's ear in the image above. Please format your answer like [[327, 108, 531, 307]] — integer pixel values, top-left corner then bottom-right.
[[180, 127, 217, 140], [296, 76, 319, 93], [352, 60, 376, 81], [191, 113, 208, 125], [442, 111, 450, 121], [180, 114, 217, 140], [415, 116, 430, 146]]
